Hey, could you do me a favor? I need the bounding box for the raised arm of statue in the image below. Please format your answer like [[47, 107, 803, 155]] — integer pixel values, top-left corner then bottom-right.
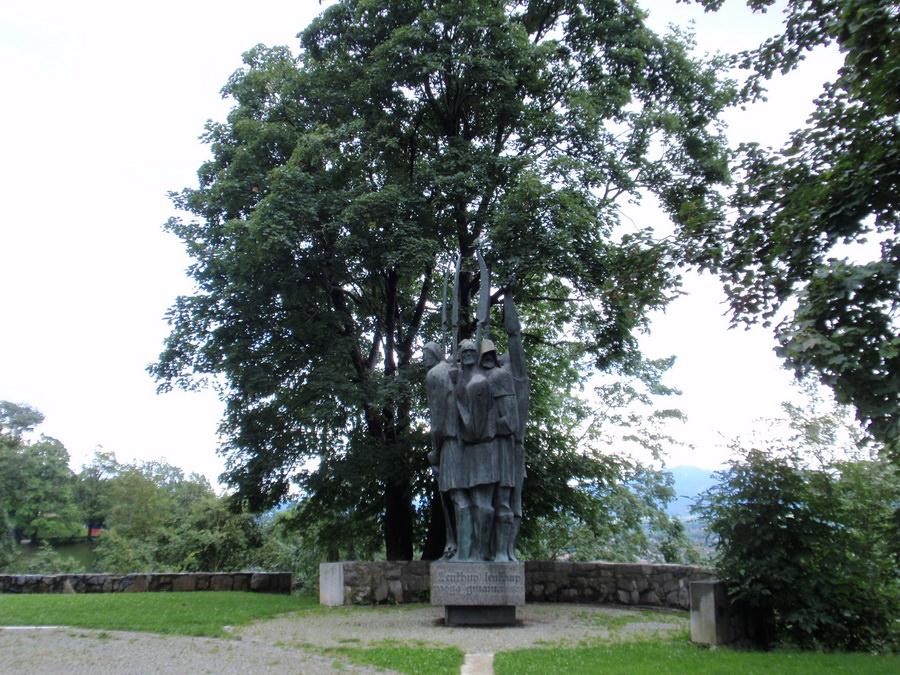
[[503, 284, 527, 383]]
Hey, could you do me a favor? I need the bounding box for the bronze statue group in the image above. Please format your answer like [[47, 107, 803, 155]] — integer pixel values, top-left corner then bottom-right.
[[423, 286, 529, 563]]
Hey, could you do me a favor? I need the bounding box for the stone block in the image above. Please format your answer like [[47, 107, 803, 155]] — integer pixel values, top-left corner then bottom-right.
[[172, 575, 196, 592], [374, 580, 389, 603], [388, 579, 404, 603], [690, 580, 743, 645], [431, 562, 525, 607], [150, 575, 172, 591], [125, 575, 149, 593], [319, 563, 345, 606], [210, 574, 233, 591], [615, 563, 652, 577], [640, 590, 660, 605]]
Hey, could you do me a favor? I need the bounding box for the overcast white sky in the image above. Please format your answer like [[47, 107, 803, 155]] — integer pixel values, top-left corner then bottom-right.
[[0, 1, 842, 484]]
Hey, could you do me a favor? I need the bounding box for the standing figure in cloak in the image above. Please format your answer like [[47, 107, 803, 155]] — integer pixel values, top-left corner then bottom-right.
[[479, 338, 520, 561], [422, 342, 460, 559], [499, 286, 529, 561], [452, 338, 501, 560]]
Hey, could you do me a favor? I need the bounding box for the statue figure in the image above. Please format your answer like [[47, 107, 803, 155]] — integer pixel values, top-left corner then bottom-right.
[[422, 341, 460, 559], [453, 338, 513, 560], [422, 273, 529, 562], [500, 288, 529, 561]]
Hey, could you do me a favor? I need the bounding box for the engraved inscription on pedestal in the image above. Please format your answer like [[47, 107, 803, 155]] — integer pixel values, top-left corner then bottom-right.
[[431, 562, 525, 606]]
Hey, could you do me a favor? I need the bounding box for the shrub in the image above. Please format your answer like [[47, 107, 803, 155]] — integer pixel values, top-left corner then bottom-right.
[[695, 449, 899, 651]]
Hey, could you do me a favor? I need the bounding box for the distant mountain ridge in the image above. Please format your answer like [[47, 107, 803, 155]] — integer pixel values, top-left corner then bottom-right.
[[665, 465, 718, 517]]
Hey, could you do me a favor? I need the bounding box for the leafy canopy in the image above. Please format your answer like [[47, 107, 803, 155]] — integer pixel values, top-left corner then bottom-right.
[[152, 0, 734, 558], [683, 0, 900, 457]]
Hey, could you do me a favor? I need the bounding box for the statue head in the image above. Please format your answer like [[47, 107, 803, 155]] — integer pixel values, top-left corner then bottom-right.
[[458, 339, 478, 366], [480, 339, 498, 369], [422, 342, 444, 368]]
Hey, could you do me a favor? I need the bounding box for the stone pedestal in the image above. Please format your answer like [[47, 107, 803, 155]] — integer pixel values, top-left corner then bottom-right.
[[430, 562, 525, 627]]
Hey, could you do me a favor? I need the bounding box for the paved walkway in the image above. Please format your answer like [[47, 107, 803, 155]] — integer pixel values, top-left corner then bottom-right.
[[461, 652, 494, 675], [0, 603, 688, 674]]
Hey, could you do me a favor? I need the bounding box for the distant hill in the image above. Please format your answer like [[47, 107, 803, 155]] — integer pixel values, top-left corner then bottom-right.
[[665, 465, 719, 517]]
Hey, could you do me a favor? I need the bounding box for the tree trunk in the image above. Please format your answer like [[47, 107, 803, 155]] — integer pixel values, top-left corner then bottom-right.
[[383, 478, 415, 561], [421, 488, 447, 561]]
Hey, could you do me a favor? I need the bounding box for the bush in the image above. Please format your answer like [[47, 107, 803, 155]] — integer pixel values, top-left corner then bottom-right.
[[93, 529, 160, 573], [695, 449, 899, 651], [0, 512, 17, 570], [3, 541, 86, 574]]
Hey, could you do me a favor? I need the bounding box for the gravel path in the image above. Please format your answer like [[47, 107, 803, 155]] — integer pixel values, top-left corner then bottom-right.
[[0, 604, 688, 674]]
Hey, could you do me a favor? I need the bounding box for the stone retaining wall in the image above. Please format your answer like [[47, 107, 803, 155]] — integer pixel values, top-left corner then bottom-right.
[[0, 572, 293, 594], [526, 561, 715, 609], [320, 561, 715, 610], [322, 561, 432, 605]]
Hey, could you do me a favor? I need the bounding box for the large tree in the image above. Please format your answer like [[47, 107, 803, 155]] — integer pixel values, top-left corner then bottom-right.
[[684, 0, 900, 458], [152, 0, 733, 559], [0, 402, 82, 541]]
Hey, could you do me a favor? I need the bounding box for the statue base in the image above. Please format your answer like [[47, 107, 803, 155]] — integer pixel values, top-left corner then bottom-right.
[[430, 561, 525, 627]]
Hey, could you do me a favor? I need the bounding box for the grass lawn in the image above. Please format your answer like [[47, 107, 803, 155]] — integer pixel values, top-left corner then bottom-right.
[[494, 642, 898, 675], [1, 594, 895, 674], [326, 645, 465, 675], [0, 591, 316, 638]]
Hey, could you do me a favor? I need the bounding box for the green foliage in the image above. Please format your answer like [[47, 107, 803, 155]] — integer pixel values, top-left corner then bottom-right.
[[694, 438, 899, 651], [73, 449, 116, 536], [326, 646, 464, 675], [0, 404, 83, 541], [86, 452, 266, 574], [151, 0, 734, 558], [683, 0, 900, 455], [0, 511, 19, 568], [0, 592, 316, 638], [519, 459, 698, 564], [162, 494, 264, 572], [0, 401, 44, 439], [776, 255, 900, 461], [92, 529, 161, 573], [3, 541, 86, 574], [255, 509, 361, 589], [519, 356, 699, 563], [494, 642, 899, 674], [0, 404, 329, 576]]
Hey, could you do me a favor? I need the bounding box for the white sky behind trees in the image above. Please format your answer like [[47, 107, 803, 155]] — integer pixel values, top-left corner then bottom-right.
[[0, 1, 843, 484]]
